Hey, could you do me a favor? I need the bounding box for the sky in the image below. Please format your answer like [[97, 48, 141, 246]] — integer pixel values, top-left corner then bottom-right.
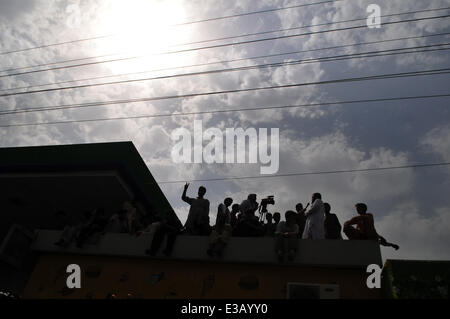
[[0, 0, 449, 262]]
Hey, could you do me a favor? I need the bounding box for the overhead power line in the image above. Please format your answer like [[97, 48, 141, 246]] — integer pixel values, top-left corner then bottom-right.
[[1, 6, 448, 75], [2, 31, 449, 94], [173, 0, 344, 26], [0, 93, 448, 128], [155, 162, 450, 184], [165, 7, 450, 48], [1, 68, 449, 116], [1, 43, 448, 98], [0, 0, 343, 56], [1, 14, 449, 79]]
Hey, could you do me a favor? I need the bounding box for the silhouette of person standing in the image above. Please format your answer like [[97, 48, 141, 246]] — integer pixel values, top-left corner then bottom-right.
[[295, 203, 307, 238], [239, 194, 258, 216], [182, 183, 210, 236], [273, 212, 281, 227], [230, 204, 240, 227], [323, 203, 342, 239], [302, 193, 325, 240], [217, 197, 233, 225]]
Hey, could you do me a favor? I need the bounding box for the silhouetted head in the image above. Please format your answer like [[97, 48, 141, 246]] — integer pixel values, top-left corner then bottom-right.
[[248, 194, 257, 202], [312, 193, 322, 203], [355, 203, 368, 215], [273, 212, 281, 224], [198, 186, 206, 198], [266, 212, 273, 223], [324, 203, 331, 214], [285, 210, 296, 224], [295, 203, 303, 213], [224, 197, 233, 207], [231, 204, 240, 213]]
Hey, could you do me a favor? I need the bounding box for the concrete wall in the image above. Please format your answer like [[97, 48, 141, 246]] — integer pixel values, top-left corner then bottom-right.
[[31, 230, 382, 268]]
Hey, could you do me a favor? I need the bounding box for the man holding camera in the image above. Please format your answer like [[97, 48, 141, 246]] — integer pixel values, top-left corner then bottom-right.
[[233, 194, 265, 237], [239, 194, 258, 216]]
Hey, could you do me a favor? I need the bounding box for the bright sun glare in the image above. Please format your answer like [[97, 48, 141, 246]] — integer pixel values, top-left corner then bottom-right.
[[98, 0, 190, 73]]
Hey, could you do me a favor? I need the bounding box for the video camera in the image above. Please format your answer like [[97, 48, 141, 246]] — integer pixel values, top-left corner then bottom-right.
[[260, 195, 275, 210], [258, 195, 275, 222]]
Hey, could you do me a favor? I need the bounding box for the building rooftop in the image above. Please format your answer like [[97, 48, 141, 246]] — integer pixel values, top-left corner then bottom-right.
[[0, 141, 173, 241]]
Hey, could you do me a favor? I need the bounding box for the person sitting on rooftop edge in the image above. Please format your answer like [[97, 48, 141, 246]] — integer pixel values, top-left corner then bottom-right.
[[264, 213, 276, 237], [207, 199, 233, 258], [343, 203, 399, 250], [145, 209, 183, 257], [275, 210, 299, 262]]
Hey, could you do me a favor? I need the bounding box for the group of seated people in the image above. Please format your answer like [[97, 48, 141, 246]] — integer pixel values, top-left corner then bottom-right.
[[53, 183, 399, 262], [54, 201, 149, 248], [54, 199, 182, 256]]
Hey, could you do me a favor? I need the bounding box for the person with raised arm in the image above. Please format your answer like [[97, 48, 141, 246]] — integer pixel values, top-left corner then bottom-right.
[[182, 183, 211, 236]]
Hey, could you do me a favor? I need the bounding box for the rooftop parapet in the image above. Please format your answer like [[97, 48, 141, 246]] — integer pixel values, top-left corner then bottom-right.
[[32, 230, 382, 268]]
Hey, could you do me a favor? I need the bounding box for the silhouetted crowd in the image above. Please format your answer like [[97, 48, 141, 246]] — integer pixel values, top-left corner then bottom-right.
[[180, 184, 399, 261], [54, 183, 399, 262]]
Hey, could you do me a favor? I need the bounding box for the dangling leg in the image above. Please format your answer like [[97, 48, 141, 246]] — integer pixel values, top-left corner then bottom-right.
[[379, 236, 399, 250], [147, 225, 165, 256], [287, 235, 299, 261]]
